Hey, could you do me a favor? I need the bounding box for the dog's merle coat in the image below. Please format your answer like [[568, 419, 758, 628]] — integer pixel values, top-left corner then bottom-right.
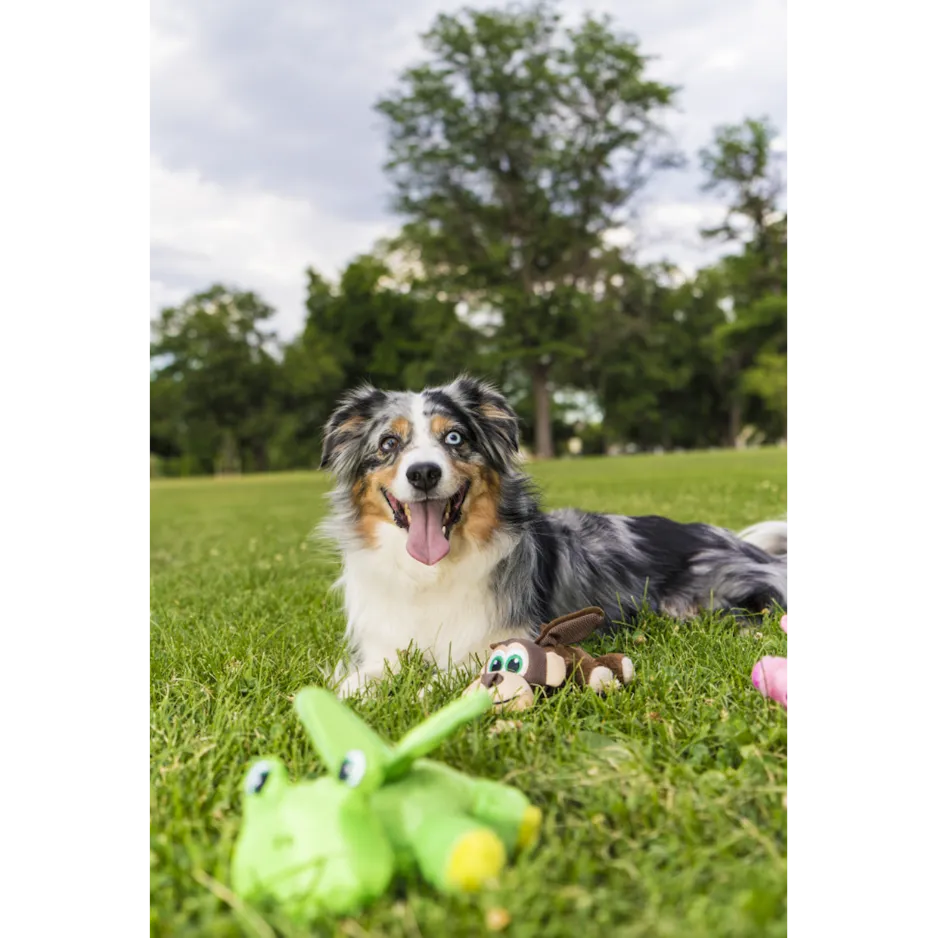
[[321, 376, 786, 696]]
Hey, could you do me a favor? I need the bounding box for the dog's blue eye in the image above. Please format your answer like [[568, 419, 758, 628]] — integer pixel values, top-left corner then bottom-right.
[[379, 436, 399, 454], [444, 431, 462, 446]]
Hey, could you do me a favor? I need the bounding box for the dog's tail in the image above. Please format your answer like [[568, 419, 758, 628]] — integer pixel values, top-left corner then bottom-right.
[[738, 519, 787, 557]]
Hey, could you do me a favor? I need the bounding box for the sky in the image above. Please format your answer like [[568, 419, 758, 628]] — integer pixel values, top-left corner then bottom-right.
[[151, 0, 786, 340]]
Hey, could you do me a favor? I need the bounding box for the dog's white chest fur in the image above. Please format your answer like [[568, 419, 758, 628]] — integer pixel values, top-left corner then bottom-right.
[[334, 524, 519, 696]]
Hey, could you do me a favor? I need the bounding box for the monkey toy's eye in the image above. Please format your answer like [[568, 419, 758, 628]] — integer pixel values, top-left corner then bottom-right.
[[506, 649, 528, 674], [444, 430, 463, 446], [487, 653, 505, 673], [338, 749, 367, 788]]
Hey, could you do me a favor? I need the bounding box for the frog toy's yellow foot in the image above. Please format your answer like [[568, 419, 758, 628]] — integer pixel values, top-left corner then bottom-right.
[[517, 805, 542, 851], [445, 829, 506, 891]]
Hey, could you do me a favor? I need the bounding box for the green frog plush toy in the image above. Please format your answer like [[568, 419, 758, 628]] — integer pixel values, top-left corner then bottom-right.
[[231, 687, 541, 921]]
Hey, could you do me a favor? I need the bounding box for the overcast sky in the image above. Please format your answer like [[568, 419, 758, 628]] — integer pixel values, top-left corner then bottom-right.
[[151, 0, 786, 339]]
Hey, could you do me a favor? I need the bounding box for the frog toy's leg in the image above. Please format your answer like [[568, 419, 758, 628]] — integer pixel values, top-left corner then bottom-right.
[[411, 814, 507, 893], [466, 778, 543, 855]]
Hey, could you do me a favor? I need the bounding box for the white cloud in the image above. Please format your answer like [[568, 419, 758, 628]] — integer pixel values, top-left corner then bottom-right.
[[149, 279, 188, 321], [598, 197, 732, 281], [150, 157, 395, 336], [603, 200, 730, 276], [150, 5, 252, 135]]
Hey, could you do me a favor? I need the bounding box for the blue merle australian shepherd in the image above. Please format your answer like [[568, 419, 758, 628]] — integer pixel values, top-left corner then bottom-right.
[[321, 376, 787, 697]]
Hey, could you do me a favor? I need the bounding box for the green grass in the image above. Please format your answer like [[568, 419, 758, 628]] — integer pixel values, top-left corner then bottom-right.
[[151, 448, 788, 938]]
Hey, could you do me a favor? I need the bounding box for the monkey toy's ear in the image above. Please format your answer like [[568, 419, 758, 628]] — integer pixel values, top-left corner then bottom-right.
[[536, 607, 606, 647]]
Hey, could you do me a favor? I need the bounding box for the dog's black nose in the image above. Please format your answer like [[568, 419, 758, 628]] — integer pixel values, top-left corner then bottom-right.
[[406, 462, 442, 492], [481, 672, 504, 688]]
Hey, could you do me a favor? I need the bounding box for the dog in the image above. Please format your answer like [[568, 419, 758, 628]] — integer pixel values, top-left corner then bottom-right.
[[320, 376, 787, 698]]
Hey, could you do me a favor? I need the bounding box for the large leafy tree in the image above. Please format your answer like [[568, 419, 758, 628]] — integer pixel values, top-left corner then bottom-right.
[[150, 285, 281, 472], [376, 1, 680, 457]]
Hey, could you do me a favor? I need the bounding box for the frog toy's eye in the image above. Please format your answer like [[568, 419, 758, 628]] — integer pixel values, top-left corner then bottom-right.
[[245, 761, 271, 795], [487, 652, 505, 673], [338, 749, 367, 787], [444, 430, 463, 446], [505, 649, 528, 674]]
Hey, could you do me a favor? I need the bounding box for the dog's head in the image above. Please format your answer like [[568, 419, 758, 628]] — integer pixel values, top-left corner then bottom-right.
[[321, 376, 520, 564]]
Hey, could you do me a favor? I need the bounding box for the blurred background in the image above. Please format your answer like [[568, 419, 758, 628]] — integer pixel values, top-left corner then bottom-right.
[[150, 0, 786, 477]]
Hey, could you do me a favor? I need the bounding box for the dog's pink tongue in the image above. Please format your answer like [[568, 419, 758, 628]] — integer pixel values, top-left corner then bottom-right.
[[406, 500, 450, 565]]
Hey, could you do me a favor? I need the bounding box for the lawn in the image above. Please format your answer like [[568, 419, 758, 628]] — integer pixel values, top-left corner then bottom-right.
[[150, 448, 788, 938]]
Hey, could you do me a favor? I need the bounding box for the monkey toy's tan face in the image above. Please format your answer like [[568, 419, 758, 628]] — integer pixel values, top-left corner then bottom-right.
[[464, 639, 568, 712]]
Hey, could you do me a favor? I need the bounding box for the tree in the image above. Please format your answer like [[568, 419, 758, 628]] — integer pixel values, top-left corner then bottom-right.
[[149, 369, 184, 460], [710, 273, 787, 441], [376, 1, 680, 457], [150, 285, 281, 472], [700, 116, 786, 285], [306, 253, 482, 391], [699, 117, 787, 442], [570, 261, 730, 449]]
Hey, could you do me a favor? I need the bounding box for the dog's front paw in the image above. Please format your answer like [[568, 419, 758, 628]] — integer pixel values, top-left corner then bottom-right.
[[336, 670, 367, 699], [336, 665, 390, 699]]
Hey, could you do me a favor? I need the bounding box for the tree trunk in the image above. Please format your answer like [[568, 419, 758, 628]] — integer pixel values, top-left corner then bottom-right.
[[217, 432, 241, 475], [531, 361, 555, 459], [727, 396, 742, 448]]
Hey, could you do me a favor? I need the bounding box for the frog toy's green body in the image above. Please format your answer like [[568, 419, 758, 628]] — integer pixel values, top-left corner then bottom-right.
[[231, 688, 541, 921]]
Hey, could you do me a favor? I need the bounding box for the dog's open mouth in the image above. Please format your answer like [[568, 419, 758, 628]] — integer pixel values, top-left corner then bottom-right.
[[382, 481, 470, 566]]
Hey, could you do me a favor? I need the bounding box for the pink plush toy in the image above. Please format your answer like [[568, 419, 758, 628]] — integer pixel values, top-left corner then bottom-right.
[[752, 614, 787, 708]]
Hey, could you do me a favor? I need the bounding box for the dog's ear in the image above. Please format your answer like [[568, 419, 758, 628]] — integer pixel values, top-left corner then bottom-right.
[[446, 375, 520, 468], [537, 607, 606, 647], [321, 385, 388, 471]]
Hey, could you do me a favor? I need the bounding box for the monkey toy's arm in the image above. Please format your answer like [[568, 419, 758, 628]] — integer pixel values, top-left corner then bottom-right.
[[563, 646, 635, 693], [536, 607, 634, 695]]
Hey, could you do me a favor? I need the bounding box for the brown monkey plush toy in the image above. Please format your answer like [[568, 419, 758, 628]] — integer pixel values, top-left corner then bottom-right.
[[463, 607, 635, 712]]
